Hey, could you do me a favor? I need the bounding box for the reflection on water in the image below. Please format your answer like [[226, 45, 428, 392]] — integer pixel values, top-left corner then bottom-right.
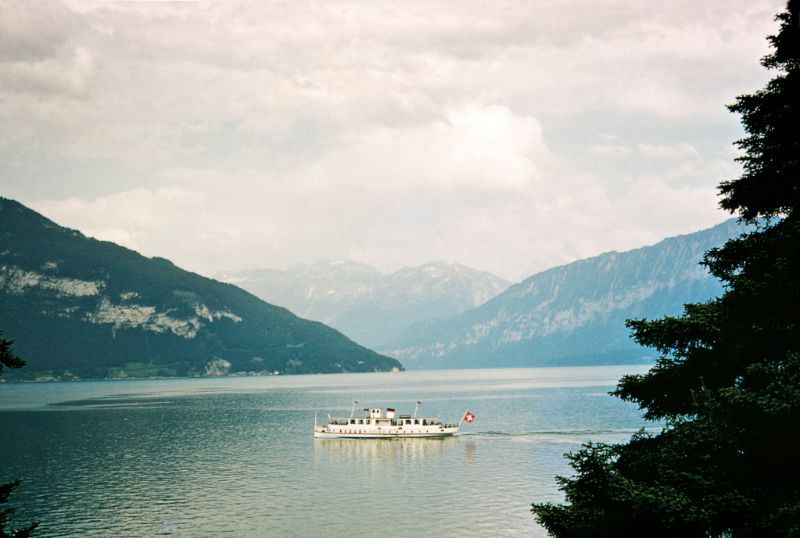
[[0, 365, 651, 537], [464, 440, 476, 465], [315, 437, 459, 464]]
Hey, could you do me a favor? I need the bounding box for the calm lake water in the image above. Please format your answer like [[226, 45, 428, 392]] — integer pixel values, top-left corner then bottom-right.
[[0, 365, 654, 537]]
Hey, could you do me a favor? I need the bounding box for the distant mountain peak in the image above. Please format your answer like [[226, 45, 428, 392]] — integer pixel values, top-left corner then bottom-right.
[[216, 260, 510, 348]]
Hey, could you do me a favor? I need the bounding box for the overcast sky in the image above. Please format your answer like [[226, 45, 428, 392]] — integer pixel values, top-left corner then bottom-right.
[[0, 0, 784, 281]]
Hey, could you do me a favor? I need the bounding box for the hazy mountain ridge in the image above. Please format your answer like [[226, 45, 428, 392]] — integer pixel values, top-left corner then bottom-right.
[[0, 198, 401, 379], [383, 219, 746, 368], [217, 261, 510, 348]]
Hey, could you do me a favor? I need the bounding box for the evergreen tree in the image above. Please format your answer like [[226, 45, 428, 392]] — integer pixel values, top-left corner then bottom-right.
[[0, 333, 25, 375], [0, 332, 37, 538], [532, 2, 800, 536], [0, 481, 36, 538]]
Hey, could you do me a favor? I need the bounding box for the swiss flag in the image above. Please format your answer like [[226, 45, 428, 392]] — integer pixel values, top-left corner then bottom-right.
[[463, 411, 476, 424]]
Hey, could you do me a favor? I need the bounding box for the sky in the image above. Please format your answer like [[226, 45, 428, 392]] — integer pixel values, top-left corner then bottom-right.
[[0, 0, 785, 281]]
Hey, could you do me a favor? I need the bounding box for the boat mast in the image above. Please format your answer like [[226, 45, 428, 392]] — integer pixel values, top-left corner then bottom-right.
[[413, 401, 421, 418], [350, 400, 358, 418]]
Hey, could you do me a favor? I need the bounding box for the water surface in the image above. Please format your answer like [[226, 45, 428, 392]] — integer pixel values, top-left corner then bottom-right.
[[0, 365, 653, 537]]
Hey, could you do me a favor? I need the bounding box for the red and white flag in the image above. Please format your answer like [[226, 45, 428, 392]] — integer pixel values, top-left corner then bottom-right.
[[463, 411, 476, 424]]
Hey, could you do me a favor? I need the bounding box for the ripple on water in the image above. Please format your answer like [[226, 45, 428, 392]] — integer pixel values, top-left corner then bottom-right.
[[0, 366, 651, 537]]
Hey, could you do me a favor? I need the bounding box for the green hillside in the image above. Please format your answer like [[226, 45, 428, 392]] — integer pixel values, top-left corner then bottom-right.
[[0, 197, 402, 379]]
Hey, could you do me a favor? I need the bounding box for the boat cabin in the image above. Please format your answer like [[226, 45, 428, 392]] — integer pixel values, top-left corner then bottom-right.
[[328, 407, 442, 426]]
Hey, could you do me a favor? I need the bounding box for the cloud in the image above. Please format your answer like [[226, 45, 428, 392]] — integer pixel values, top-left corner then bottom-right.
[[0, 0, 95, 96], [303, 104, 550, 193], [590, 142, 702, 161], [1, 0, 786, 281], [1, 46, 95, 96], [637, 143, 701, 160], [30, 131, 727, 282], [588, 144, 633, 157]]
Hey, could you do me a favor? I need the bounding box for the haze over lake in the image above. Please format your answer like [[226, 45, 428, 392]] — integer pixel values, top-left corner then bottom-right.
[[1, 365, 652, 537]]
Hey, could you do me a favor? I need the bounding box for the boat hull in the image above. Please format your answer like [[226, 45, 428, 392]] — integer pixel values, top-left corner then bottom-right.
[[314, 427, 459, 439]]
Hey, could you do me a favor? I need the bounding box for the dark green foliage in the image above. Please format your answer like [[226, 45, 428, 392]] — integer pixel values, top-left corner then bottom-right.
[[0, 198, 402, 378], [719, 5, 800, 221], [0, 335, 36, 537], [533, 2, 800, 536], [0, 481, 37, 538], [0, 332, 25, 375]]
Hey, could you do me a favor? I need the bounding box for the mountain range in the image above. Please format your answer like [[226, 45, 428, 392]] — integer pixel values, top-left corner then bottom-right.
[[0, 195, 748, 377], [382, 219, 746, 369], [0, 198, 401, 379], [216, 261, 509, 348]]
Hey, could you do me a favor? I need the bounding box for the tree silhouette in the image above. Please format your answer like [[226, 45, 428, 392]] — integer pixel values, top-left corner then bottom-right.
[[533, 2, 800, 536], [0, 332, 37, 538]]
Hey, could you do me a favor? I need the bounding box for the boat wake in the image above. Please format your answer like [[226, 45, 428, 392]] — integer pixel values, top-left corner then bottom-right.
[[459, 427, 660, 443]]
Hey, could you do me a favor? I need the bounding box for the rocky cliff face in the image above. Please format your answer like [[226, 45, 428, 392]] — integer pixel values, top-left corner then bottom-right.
[[0, 198, 401, 379], [383, 219, 746, 369], [217, 261, 509, 348]]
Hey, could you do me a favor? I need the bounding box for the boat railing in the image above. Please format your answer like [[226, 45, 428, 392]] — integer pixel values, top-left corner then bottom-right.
[[326, 417, 446, 425]]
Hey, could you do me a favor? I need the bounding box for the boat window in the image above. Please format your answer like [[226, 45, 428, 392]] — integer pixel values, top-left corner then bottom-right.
[[350, 419, 355, 425], [405, 419, 411, 425], [365, 420, 371, 425], [414, 419, 419, 425]]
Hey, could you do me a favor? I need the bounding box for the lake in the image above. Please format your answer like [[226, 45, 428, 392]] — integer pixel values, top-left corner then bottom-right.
[[0, 365, 654, 537]]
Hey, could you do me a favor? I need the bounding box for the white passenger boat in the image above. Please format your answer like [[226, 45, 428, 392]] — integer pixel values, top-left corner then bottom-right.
[[314, 402, 475, 439]]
